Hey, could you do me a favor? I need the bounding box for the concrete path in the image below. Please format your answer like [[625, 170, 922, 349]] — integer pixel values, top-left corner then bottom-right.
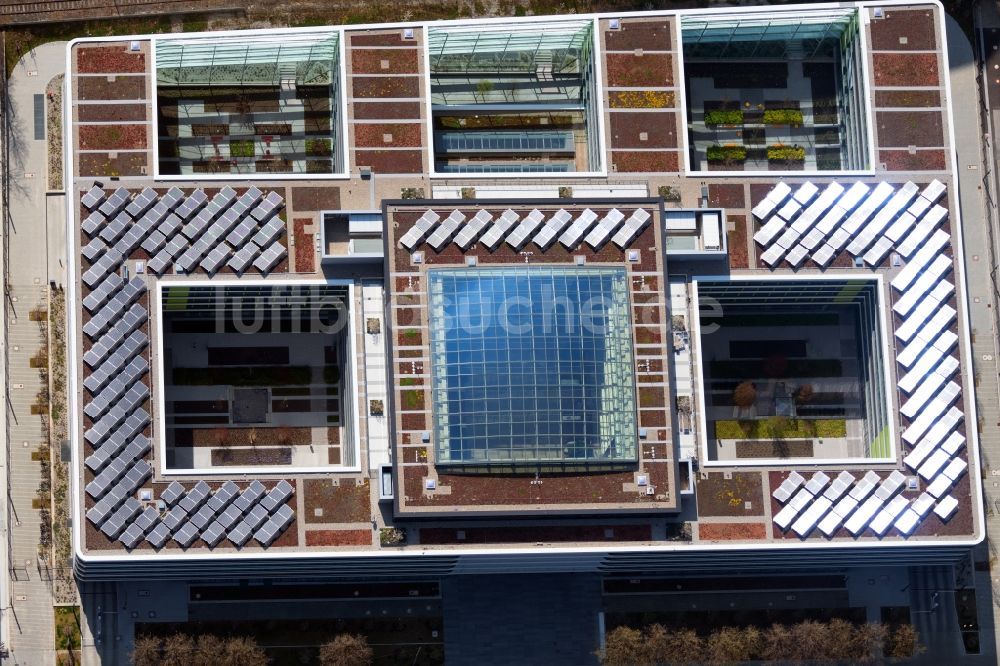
[[3, 40, 68, 665]]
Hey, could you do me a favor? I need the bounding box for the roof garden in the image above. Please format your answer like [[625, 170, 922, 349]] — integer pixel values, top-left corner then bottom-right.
[[427, 20, 602, 175], [681, 9, 870, 173], [427, 266, 637, 465], [155, 31, 345, 176]]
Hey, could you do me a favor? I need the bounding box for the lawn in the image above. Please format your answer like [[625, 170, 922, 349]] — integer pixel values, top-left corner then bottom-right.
[[715, 418, 847, 440], [55, 606, 81, 666]]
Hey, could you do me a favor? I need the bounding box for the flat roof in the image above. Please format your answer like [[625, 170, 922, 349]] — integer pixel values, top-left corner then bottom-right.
[[62, 0, 985, 568]]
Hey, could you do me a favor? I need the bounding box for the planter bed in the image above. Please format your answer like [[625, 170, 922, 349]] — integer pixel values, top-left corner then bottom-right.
[[352, 76, 420, 98], [874, 90, 941, 108], [78, 152, 147, 177], [873, 53, 939, 87], [78, 124, 147, 150], [870, 8, 937, 51], [351, 48, 419, 75], [355, 149, 423, 173], [180, 426, 313, 447], [734, 439, 814, 458], [880, 149, 947, 171], [77, 76, 145, 101], [698, 522, 767, 541], [726, 214, 749, 269], [303, 477, 371, 523], [350, 32, 412, 47], [76, 46, 146, 74], [293, 218, 316, 273], [695, 471, 765, 517], [608, 90, 674, 109], [305, 529, 372, 547], [354, 123, 422, 147], [877, 111, 944, 147], [77, 104, 146, 122], [353, 101, 422, 120], [605, 53, 673, 88], [605, 19, 672, 52], [611, 150, 678, 173], [708, 184, 745, 209], [291, 186, 339, 211], [211, 447, 293, 466], [609, 112, 676, 148]]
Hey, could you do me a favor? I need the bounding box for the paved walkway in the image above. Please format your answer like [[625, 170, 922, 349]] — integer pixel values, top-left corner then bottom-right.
[[3, 40, 67, 665]]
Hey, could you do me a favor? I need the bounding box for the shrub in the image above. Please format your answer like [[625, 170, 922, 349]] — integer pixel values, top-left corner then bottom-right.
[[767, 144, 806, 161], [229, 139, 254, 158], [400, 187, 425, 199], [379, 527, 405, 546], [714, 418, 847, 440], [763, 108, 804, 126], [706, 144, 747, 163], [658, 185, 682, 202], [305, 138, 332, 156], [704, 108, 744, 126]]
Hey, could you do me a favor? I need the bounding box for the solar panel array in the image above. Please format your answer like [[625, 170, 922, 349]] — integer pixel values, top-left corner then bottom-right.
[[80, 185, 287, 279], [399, 207, 651, 253], [80, 184, 295, 550], [752, 179, 947, 269], [760, 179, 967, 538]]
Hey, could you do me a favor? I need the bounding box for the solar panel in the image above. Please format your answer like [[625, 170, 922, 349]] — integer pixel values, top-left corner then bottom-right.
[[261, 480, 294, 512], [752, 217, 784, 247], [453, 210, 493, 251], [584, 209, 625, 249], [161, 481, 185, 507], [760, 244, 786, 267], [844, 496, 883, 536], [869, 495, 910, 536], [791, 496, 832, 537], [252, 243, 285, 273], [173, 521, 200, 547], [506, 209, 546, 251], [234, 480, 267, 511], [557, 208, 600, 250], [610, 209, 651, 250], [189, 503, 219, 530], [426, 211, 466, 251], [921, 179, 946, 204], [201, 522, 227, 547]]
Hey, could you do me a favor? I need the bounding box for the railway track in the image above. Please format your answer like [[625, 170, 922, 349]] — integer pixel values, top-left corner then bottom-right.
[[0, 0, 239, 27]]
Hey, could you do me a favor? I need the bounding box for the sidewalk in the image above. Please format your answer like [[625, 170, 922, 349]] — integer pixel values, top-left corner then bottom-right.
[[3, 40, 68, 664]]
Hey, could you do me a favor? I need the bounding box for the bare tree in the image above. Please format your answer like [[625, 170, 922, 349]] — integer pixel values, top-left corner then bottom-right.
[[130, 635, 162, 666], [319, 634, 374, 666], [162, 633, 196, 664]]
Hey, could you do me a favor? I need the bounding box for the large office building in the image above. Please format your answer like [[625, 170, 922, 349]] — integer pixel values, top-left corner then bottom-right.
[[65, 1, 985, 581]]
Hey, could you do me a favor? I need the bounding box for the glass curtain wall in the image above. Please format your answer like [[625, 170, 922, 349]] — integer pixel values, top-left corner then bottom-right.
[[428, 20, 600, 173]]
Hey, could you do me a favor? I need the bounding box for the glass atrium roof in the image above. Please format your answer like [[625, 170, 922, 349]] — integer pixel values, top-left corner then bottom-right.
[[156, 31, 340, 86], [428, 19, 593, 74], [428, 267, 637, 465], [682, 9, 856, 59]]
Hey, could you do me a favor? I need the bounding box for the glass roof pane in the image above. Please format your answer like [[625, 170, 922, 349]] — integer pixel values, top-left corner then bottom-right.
[[428, 267, 637, 465]]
